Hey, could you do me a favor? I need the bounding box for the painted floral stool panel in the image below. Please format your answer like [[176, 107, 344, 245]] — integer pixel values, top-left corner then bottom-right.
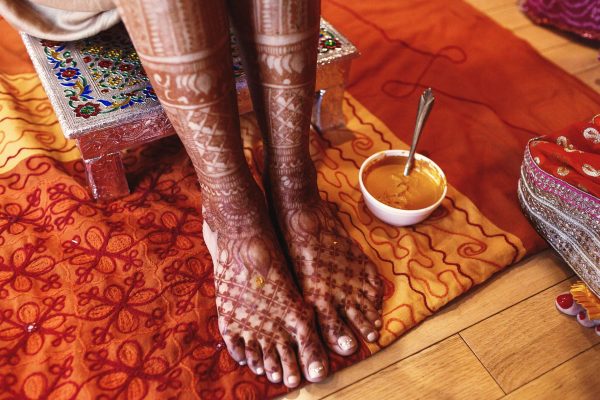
[[21, 19, 357, 200]]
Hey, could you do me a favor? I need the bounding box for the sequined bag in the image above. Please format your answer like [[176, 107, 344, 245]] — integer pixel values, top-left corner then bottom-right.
[[520, 0, 600, 40], [518, 118, 600, 297]]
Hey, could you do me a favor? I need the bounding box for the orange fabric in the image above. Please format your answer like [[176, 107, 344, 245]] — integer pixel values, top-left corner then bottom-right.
[[0, 73, 525, 399], [0, 18, 34, 74], [0, 1, 596, 398], [315, 94, 525, 351], [321, 0, 600, 253]]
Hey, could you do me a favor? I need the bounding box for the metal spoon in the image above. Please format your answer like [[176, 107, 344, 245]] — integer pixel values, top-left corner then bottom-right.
[[403, 88, 435, 176]]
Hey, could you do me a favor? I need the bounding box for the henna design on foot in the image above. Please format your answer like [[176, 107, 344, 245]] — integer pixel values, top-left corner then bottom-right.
[[114, 0, 328, 386], [231, 0, 384, 356], [270, 157, 384, 353]]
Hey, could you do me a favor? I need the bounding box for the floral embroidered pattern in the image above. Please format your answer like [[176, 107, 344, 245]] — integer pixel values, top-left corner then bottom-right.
[[0, 71, 527, 400], [531, 121, 600, 198], [42, 30, 155, 119], [40, 24, 343, 119], [319, 27, 342, 53], [79, 36, 147, 92]]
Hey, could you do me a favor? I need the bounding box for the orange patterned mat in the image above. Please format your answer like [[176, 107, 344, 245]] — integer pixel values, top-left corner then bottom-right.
[[1, 1, 599, 399]]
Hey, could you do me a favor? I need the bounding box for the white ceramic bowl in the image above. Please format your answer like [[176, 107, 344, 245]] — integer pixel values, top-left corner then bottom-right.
[[358, 149, 447, 226]]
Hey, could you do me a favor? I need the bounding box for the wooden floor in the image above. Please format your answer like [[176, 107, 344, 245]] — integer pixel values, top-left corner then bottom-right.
[[283, 1, 600, 399]]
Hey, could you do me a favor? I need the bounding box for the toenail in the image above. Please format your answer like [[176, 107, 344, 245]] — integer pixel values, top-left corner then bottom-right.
[[256, 367, 264, 375], [288, 375, 299, 385], [271, 371, 281, 382], [375, 319, 382, 328], [308, 362, 325, 379], [338, 335, 355, 351], [367, 331, 378, 342], [239, 360, 247, 366]]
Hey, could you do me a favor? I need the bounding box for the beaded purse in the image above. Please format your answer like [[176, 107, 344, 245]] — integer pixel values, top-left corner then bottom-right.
[[518, 121, 600, 297], [520, 0, 600, 40]]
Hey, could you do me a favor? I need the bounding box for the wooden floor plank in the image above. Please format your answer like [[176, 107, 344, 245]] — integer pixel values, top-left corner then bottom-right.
[[283, 251, 571, 399], [487, 6, 533, 31], [326, 335, 504, 400], [576, 67, 600, 94], [542, 42, 600, 74], [464, 0, 516, 12], [512, 25, 570, 52], [504, 344, 600, 400], [460, 280, 600, 393]]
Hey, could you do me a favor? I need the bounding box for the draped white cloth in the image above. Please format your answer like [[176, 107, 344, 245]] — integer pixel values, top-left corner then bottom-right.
[[0, 0, 119, 40]]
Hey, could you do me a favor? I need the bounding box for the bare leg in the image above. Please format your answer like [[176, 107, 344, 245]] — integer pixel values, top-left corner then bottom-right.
[[230, 0, 384, 355], [113, 0, 328, 387]]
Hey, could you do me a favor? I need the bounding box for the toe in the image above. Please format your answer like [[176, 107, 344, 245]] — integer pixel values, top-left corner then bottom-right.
[[364, 262, 384, 308], [296, 328, 329, 383], [245, 339, 265, 375], [223, 335, 246, 365], [357, 293, 382, 329], [346, 305, 379, 343], [276, 342, 301, 388], [315, 302, 358, 356], [261, 343, 283, 384]]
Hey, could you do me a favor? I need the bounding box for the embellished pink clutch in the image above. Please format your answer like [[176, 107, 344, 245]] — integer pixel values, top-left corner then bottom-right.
[[518, 126, 600, 297], [520, 0, 600, 40]]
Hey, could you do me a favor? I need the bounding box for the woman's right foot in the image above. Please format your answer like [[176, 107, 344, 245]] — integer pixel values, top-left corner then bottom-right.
[[201, 175, 328, 388]]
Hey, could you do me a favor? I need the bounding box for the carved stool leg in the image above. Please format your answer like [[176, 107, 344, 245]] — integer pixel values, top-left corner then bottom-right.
[[82, 152, 130, 200], [312, 58, 353, 133], [312, 85, 345, 133]]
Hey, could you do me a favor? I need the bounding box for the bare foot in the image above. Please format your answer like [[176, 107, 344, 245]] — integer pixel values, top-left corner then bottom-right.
[[226, 0, 382, 358], [268, 156, 384, 356], [114, 0, 329, 387], [202, 176, 328, 387]]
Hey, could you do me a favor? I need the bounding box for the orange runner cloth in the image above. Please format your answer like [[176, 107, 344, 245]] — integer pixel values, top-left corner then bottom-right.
[[0, 1, 599, 399], [322, 0, 600, 253]]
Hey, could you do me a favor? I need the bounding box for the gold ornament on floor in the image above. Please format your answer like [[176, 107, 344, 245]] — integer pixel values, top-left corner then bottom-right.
[[570, 281, 600, 320], [255, 275, 265, 289]]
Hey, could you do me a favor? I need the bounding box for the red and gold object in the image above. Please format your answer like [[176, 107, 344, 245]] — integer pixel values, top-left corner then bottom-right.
[[570, 281, 600, 320], [519, 118, 600, 298]]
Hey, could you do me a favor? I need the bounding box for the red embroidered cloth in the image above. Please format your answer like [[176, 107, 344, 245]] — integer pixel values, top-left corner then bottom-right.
[[530, 119, 600, 197]]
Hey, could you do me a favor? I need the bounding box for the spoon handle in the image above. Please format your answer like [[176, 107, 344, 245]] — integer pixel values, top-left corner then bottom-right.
[[403, 88, 435, 176]]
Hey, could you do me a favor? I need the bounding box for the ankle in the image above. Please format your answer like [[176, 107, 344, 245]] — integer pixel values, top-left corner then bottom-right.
[[200, 170, 267, 233], [268, 155, 320, 205]]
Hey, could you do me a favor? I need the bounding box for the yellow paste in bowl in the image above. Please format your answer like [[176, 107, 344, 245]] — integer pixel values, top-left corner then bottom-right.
[[363, 155, 444, 210]]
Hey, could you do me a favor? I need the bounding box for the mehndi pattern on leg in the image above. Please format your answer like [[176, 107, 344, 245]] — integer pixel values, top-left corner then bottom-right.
[[230, 0, 384, 356], [114, 0, 328, 386]]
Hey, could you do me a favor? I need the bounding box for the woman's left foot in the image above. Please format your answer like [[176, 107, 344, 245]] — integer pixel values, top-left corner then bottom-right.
[[269, 157, 384, 356]]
